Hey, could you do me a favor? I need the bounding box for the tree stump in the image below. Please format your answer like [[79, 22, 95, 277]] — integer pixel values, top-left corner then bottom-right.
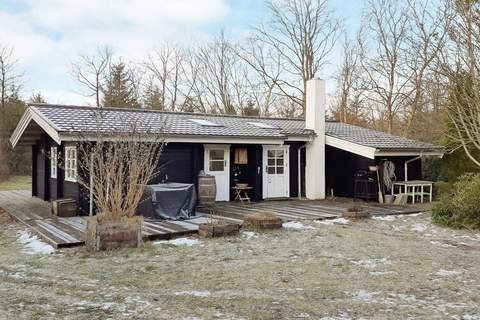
[[243, 212, 283, 230], [86, 216, 143, 251]]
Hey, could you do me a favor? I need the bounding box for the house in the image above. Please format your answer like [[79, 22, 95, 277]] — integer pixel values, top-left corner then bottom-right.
[[10, 79, 444, 213]]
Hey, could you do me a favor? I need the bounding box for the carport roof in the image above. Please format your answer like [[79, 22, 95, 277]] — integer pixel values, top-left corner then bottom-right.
[[10, 104, 444, 158]]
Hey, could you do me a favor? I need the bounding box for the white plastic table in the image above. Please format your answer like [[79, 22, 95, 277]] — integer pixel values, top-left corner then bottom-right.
[[391, 180, 433, 204]]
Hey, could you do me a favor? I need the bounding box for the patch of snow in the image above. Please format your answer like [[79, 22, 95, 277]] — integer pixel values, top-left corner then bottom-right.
[[351, 258, 390, 269], [411, 223, 428, 232], [372, 215, 396, 221], [351, 290, 379, 302], [282, 221, 315, 230], [436, 269, 461, 277], [319, 314, 352, 320], [174, 290, 211, 298], [430, 241, 456, 248], [154, 238, 200, 246], [242, 231, 258, 240], [17, 231, 55, 255], [316, 218, 350, 225], [463, 315, 480, 320], [369, 271, 396, 276]]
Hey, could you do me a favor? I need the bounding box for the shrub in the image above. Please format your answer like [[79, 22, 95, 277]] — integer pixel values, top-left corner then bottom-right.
[[432, 174, 480, 229], [433, 181, 453, 199]]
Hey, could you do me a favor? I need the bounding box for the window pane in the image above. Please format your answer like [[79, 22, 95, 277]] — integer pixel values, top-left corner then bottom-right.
[[267, 150, 275, 158], [267, 166, 275, 174], [210, 149, 224, 160], [276, 150, 284, 158], [209, 160, 224, 171], [277, 167, 284, 174], [276, 158, 284, 166], [268, 158, 275, 166]]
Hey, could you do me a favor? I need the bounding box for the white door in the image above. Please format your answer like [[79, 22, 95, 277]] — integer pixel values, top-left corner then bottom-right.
[[204, 145, 230, 201], [263, 145, 289, 199]]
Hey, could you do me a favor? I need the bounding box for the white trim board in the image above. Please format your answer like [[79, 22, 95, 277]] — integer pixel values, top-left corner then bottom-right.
[[325, 135, 377, 159], [10, 107, 61, 148]]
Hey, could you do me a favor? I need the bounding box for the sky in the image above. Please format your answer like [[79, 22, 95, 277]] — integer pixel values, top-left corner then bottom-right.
[[0, 0, 363, 105]]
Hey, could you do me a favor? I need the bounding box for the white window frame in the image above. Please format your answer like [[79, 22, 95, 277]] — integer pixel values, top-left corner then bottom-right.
[[50, 147, 58, 179], [65, 146, 78, 182]]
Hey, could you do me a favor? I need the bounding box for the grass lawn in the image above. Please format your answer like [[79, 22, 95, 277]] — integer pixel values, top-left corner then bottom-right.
[[0, 175, 31, 191], [0, 211, 479, 319]]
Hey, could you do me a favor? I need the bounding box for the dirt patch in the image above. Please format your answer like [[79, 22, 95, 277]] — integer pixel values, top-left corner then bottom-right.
[[0, 212, 479, 319], [0, 207, 15, 225]]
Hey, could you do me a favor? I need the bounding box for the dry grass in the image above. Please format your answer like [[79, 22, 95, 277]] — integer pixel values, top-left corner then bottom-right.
[[0, 175, 31, 191], [0, 212, 479, 319]]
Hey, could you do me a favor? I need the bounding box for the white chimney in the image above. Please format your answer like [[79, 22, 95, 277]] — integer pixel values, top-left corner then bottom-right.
[[305, 79, 326, 199]]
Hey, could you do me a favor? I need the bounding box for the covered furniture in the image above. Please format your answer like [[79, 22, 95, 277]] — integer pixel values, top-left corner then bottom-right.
[[391, 180, 433, 204], [137, 183, 197, 220]]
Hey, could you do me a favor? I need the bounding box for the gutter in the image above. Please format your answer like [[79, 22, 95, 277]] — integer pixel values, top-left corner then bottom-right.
[[298, 143, 307, 199]]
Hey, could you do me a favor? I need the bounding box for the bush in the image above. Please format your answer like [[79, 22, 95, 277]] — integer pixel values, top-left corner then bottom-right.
[[433, 181, 453, 199], [432, 174, 480, 229]]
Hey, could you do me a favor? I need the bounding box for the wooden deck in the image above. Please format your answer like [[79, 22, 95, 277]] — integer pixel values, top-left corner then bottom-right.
[[0, 190, 229, 248], [200, 199, 423, 222], [0, 190, 425, 249]]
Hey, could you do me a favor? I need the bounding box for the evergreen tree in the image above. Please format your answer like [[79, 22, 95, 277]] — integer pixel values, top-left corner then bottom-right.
[[143, 78, 164, 110], [102, 62, 139, 108]]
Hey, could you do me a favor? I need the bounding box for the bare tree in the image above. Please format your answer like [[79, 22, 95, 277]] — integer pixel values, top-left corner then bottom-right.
[[252, 0, 342, 113], [357, 0, 446, 134], [331, 36, 365, 124], [442, 0, 480, 167], [191, 31, 249, 114], [144, 44, 185, 111], [238, 38, 283, 116], [71, 46, 112, 107], [0, 45, 23, 108]]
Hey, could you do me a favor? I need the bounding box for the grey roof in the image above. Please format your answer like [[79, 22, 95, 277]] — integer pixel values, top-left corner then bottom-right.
[[32, 104, 311, 139], [30, 104, 443, 152], [325, 122, 443, 152]]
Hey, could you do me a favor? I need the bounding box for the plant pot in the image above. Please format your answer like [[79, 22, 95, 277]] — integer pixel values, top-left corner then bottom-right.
[[198, 222, 240, 238], [384, 195, 395, 204], [243, 212, 282, 230], [342, 209, 370, 219], [86, 215, 143, 251]]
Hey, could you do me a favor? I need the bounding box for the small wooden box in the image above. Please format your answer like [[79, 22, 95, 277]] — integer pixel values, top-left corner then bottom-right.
[[52, 199, 78, 217]]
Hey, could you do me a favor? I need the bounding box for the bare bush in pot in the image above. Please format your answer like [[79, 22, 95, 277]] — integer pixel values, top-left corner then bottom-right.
[[72, 111, 165, 251]]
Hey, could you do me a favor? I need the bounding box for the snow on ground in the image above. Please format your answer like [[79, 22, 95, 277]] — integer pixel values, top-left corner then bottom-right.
[[154, 238, 200, 246], [241, 231, 258, 240], [17, 230, 55, 255], [351, 290, 379, 302], [174, 291, 211, 298], [372, 215, 397, 221], [282, 221, 315, 230], [350, 258, 390, 269], [315, 218, 350, 225], [436, 269, 462, 277], [411, 223, 428, 232]]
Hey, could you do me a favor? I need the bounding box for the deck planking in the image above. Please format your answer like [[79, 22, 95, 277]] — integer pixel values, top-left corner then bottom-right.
[[1, 190, 426, 249]]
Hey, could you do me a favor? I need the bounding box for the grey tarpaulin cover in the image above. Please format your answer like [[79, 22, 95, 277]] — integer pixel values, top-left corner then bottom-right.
[[136, 183, 197, 220]]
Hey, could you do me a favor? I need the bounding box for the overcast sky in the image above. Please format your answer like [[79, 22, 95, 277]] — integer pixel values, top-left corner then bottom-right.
[[0, 0, 363, 105]]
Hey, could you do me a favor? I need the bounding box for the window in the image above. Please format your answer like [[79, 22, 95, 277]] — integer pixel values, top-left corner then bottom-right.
[[247, 121, 277, 129], [65, 146, 77, 182], [50, 147, 58, 179], [189, 119, 222, 127], [209, 149, 225, 171], [267, 149, 285, 175]]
